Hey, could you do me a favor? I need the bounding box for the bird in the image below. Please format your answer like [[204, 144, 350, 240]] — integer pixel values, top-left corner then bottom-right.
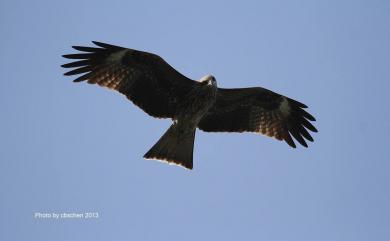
[[62, 41, 318, 170]]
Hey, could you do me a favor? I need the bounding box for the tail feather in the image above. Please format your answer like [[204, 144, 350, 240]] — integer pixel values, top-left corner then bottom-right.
[[143, 124, 195, 169]]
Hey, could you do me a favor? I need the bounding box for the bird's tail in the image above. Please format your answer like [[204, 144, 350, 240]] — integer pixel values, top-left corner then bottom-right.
[[143, 124, 195, 170]]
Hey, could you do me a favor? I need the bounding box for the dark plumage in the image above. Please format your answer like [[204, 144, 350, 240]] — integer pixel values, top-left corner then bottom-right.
[[198, 88, 317, 148], [62, 41, 318, 169]]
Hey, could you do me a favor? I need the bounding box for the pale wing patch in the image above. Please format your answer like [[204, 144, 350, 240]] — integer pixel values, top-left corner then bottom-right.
[[279, 97, 291, 117], [107, 49, 129, 63]]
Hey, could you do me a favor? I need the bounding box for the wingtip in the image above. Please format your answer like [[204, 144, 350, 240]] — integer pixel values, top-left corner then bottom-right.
[[309, 125, 318, 133], [307, 116, 316, 122], [283, 131, 296, 148], [289, 98, 308, 109], [92, 41, 108, 48], [92, 41, 123, 50]]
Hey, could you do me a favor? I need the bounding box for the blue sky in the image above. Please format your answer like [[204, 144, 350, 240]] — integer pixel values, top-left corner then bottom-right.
[[1, 0, 389, 240]]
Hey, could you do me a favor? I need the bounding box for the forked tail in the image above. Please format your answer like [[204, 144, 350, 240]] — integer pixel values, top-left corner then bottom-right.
[[143, 124, 196, 169]]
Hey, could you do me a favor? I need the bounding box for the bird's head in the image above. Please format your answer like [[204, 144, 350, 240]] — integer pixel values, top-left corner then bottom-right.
[[200, 74, 217, 87]]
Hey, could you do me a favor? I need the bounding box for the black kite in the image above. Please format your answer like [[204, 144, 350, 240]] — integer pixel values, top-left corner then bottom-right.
[[62, 41, 317, 170]]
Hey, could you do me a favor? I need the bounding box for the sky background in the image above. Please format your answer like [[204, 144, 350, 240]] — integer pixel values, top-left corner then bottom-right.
[[1, 0, 389, 240]]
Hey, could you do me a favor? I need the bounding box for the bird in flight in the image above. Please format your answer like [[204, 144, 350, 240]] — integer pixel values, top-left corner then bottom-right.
[[62, 41, 317, 170]]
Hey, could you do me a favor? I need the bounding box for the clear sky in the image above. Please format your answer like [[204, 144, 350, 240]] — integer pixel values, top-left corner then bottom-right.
[[1, 0, 389, 240]]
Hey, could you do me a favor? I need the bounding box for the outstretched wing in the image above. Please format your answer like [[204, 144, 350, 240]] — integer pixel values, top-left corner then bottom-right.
[[62, 41, 199, 119], [198, 87, 318, 148]]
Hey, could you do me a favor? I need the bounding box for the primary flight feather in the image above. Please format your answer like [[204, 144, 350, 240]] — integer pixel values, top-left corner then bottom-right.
[[62, 41, 318, 170]]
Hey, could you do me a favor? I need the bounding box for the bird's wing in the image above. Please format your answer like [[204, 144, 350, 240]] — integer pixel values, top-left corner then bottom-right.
[[62, 41, 200, 119], [198, 87, 318, 148]]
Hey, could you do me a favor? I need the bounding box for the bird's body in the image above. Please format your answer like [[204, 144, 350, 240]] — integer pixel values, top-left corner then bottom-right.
[[144, 75, 217, 168], [62, 41, 317, 170], [175, 75, 217, 125]]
